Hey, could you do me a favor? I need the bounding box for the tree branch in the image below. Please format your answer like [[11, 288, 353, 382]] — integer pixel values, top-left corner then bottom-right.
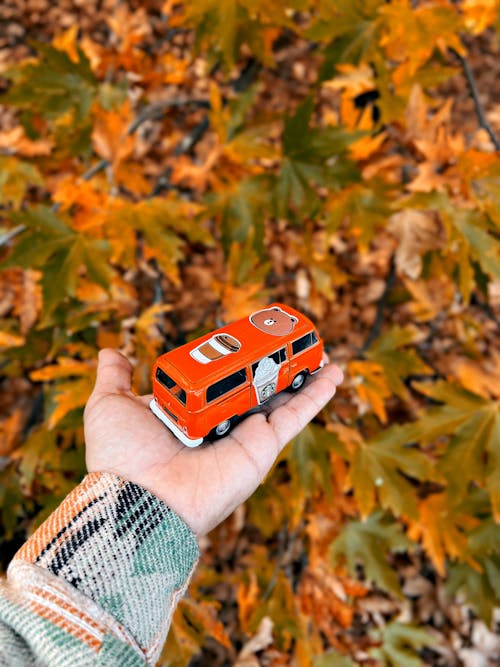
[[451, 47, 500, 151], [360, 253, 396, 354]]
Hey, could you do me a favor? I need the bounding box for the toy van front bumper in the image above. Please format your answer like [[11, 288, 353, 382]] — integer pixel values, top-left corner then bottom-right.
[[149, 399, 203, 448]]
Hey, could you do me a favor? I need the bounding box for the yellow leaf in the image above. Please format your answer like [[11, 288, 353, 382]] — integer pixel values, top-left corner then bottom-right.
[[30, 357, 95, 382], [52, 25, 79, 63], [348, 360, 391, 423], [0, 332, 24, 347], [451, 353, 500, 400], [48, 376, 95, 429]]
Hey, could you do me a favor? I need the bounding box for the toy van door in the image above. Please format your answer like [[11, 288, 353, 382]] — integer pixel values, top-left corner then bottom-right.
[[204, 368, 252, 431], [251, 346, 289, 405]]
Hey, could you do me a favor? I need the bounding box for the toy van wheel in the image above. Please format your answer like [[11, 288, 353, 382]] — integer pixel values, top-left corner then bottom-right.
[[290, 372, 307, 391], [210, 417, 234, 439]]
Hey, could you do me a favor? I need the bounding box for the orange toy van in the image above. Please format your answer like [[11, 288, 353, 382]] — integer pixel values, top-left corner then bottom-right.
[[150, 303, 324, 446]]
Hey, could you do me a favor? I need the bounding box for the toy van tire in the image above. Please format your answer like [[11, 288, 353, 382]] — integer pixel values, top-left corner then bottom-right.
[[209, 417, 235, 440], [290, 371, 307, 391]]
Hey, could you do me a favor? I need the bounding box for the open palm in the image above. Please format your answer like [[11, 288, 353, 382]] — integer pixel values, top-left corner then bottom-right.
[[85, 349, 343, 535]]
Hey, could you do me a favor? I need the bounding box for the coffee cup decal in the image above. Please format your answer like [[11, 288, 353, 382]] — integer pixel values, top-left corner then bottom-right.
[[253, 356, 280, 404], [250, 306, 298, 336], [190, 333, 241, 364]]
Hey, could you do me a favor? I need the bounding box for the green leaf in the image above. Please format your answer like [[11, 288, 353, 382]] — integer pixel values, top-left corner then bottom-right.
[[369, 621, 435, 667], [0, 156, 43, 208], [289, 424, 340, 499], [330, 512, 411, 596], [365, 326, 433, 400], [348, 425, 433, 518], [275, 97, 360, 216], [2, 43, 96, 123], [411, 382, 500, 513], [313, 652, 355, 667], [208, 175, 271, 254], [447, 556, 500, 623], [452, 210, 500, 281], [6, 206, 113, 317], [325, 181, 393, 248], [17, 427, 59, 489]]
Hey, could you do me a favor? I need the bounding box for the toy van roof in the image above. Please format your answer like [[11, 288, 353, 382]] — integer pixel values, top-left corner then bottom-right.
[[156, 303, 317, 389]]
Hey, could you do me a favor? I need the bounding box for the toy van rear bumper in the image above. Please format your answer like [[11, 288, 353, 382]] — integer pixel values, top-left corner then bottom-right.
[[149, 398, 203, 448], [310, 359, 325, 374]]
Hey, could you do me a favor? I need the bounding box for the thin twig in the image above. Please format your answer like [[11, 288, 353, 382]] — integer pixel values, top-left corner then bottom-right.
[[0, 224, 25, 247], [82, 158, 109, 181], [126, 98, 209, 135], [451, 47, 500, 151], [360, 253, 396, 354]]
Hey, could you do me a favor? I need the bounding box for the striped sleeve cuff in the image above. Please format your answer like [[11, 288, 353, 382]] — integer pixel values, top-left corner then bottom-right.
[[9, 472, 199, 664]]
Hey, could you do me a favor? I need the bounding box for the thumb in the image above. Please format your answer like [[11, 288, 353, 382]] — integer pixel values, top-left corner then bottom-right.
[[92, 348, 133, 396]]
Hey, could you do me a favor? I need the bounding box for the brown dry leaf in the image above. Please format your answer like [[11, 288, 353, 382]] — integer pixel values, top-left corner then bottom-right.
[[0, 127, 53, 157], [404, 275, 454, 321], [297, 564, 357, 649], [234, 616, 274, 667], [405, 86, 464, 193], [388, 209, 445, 279]]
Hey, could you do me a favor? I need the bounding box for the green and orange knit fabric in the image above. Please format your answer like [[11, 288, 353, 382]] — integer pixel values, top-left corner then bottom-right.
[[0, 472, 199, 665]]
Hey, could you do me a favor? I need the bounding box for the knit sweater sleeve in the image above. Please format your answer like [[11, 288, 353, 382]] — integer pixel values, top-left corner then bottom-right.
[[0, 472, 199, 666]]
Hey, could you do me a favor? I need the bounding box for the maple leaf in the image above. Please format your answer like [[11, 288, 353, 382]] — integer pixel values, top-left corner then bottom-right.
[[388, 209, 445, 279], [409, 381, 500, 518], [406, 494, 478, 576], [103, 196, 210, 283], [369, 621, 436, 667], [364, 326, 433, 401], [325, 180, 392, 250], [0, 157, 43, 209], [275, 96, 360, 217], [330, 511, 412, 596], [336, 423, 434, 518], [0, 127, 53, 157], [91, 99, 135, 170], [2, 42, 97, 124], [378, 1, 464, 79], [308, 0, 381, 70], [29, 357, 96, 429], [348, 360, 391, 423], [6, 206, 113, 319]]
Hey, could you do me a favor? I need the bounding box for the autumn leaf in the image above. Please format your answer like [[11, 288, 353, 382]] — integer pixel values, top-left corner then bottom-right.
[[406, 494, 478, 576], [330, 512, 412, 596], [348, 360, 391, 423]]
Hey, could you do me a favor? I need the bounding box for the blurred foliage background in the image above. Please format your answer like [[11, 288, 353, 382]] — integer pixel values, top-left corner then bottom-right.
[[1, 1, 500, 664]]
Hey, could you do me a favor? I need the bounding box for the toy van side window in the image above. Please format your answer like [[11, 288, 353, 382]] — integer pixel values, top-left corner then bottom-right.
[[155, 367, 187, 406], [291, 331, 318, 356], [207, 368, 248, 403], [251, 347, 287, 376]]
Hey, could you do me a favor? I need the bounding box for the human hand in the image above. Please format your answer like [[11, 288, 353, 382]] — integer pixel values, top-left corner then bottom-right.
[[84, 349, 343, 535]]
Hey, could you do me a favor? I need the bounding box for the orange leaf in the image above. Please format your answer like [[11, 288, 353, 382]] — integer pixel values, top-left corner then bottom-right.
[[92, 100, 135, 168]]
